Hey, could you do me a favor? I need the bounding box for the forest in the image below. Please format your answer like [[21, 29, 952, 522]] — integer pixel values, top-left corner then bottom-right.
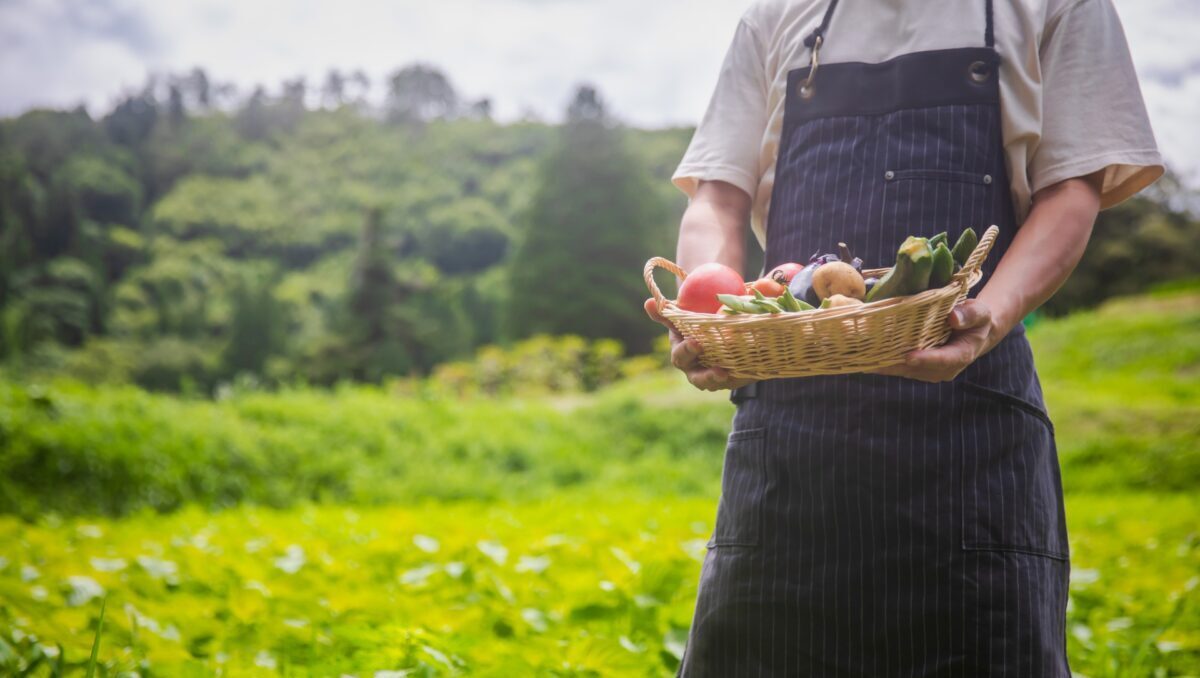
[[1, 63, 1199, 675], [2, 63, 1197, 393]]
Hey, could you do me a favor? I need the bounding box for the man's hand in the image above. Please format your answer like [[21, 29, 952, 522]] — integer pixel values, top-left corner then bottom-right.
[[644, 298, 755, 391], [873, 299, 998, 383]]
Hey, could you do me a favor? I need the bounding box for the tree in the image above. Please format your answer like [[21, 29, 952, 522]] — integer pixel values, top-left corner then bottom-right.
[[385, 64, 457, 123], [466, 98, 492, 120], [235, 86, 270, 140], [223, 271, 287, 377], [322, 70, 346, 109], [103, 87, 159, 147], [282, 78, 307, 110], [341, 208, 417, 379], [1044, 173, 1200, 315], [167, 83, 186, 128], [347, 70, 371, 107], [505, 85, 665, 352], [189, 68, 212, 110]]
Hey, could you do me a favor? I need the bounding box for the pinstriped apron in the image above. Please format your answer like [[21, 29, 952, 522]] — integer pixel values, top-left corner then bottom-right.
[[679, 1, 1071, 675]]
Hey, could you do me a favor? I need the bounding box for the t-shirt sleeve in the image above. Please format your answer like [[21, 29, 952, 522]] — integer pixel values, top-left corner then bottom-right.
[[1030, 0, 1164, 208], [672, 17, 769, 201]]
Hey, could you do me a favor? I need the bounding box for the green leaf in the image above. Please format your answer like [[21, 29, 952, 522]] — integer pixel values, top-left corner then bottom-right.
[[85, 596, 106, 678]]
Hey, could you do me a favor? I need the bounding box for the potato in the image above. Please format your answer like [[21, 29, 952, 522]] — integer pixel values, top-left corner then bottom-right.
[[825, 294, 865, 308], [812, 261, 866, 300]]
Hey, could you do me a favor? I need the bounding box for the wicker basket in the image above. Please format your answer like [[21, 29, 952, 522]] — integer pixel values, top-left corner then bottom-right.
[[643, 225, 999, 379]]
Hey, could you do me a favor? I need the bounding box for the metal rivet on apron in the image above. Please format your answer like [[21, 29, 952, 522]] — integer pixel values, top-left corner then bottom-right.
[[983, 174, 993, 184], [799, 84, 815, 100], [884, 170, 895, 181], [968, 60, 990, 83]]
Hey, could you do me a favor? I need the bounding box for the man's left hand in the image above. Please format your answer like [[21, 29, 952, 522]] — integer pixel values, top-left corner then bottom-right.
[[873, 299, 998, 383]]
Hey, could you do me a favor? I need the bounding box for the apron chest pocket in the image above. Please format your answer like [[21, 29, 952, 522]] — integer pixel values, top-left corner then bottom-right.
[[960, 382, 1069, 560], [708, 427, 767, 548]]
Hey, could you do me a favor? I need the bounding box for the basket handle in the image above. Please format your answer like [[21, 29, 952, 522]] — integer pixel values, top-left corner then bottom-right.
[[644, 257, 688, 312], [956, 225, 1000, 281]]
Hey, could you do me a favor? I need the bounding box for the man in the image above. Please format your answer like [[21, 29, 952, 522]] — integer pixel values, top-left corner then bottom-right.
[[646, 0, 1162, 674]]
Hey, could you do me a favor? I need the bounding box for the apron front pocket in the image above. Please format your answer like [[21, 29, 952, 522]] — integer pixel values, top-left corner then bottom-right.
[[959, 382, 1069, 560], [708, 427, 767, 548]]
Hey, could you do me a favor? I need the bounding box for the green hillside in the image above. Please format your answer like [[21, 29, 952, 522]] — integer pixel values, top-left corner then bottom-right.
[[2, 287, 1196, 518], [2, 75, 1197, 393]]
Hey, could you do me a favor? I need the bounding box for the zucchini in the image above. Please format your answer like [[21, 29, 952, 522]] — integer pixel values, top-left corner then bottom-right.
[[929, 231, 948, 248], [951, 228, 978, 266], [865, 237, 934, 302], [928, 243, 955, 289]]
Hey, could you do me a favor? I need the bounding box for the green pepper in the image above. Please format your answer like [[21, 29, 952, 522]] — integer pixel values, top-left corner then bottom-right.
[[865, 236, 934, 302], [928, 243, 955, 289], [951, 228, 978, 266]]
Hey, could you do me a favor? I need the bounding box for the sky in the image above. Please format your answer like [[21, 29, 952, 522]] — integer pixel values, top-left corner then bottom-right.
[[1, 0, 1198, 182]]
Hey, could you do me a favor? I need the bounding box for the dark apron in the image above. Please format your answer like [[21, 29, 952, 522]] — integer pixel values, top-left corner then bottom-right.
[[679, 1, 1071, 675]]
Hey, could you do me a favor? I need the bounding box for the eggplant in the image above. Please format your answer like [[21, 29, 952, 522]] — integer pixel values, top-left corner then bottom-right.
[[788, 262, 824, 306], [793, 248, 859, 306], [863, 277, 880, 296], [838, 242, 864, 273]]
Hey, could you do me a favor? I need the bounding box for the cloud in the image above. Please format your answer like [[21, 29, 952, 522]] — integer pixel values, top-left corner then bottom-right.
[[0, 0, 746, 124], [0, 0, 1196, 181]]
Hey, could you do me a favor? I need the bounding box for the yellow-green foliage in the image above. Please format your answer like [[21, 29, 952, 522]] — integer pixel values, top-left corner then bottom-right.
[[1033, 289, 1200, 492], [3, 291, 1197, 518], [0, 289, 1197, 674], [0, 495, 1196, 676]]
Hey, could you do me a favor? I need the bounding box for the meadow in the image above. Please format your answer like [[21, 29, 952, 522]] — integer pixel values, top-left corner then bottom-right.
[[0, 287, 1198, 676]]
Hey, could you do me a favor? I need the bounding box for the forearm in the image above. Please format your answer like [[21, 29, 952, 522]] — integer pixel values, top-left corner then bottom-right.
[[978, 174, 1102, 339], [676, 180, 751, 276]]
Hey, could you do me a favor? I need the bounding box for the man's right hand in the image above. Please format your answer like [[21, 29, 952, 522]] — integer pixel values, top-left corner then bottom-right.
[[643, 298, 755, 392]]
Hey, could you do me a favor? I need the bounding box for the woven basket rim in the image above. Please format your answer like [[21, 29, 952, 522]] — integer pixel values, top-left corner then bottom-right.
[[645, 225, 999, 322], [658, 268, 981, 323]]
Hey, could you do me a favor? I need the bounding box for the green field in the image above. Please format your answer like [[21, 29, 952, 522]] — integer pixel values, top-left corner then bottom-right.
[[1, 289, 1198, 676]]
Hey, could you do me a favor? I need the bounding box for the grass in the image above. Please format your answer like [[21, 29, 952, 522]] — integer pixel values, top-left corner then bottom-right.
[[0, 288, 1196, 675], [0, 494, 1196, 676], [1, 290, 1197, 518]]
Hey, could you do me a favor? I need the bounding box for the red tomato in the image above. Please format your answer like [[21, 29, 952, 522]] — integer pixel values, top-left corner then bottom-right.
[[750, 277, 786, 297], [767, 262, 804, 284], [677, 263, 745, 313]]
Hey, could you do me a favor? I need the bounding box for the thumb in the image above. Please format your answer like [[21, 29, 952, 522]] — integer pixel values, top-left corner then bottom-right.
[[644, 298, 672, 329], [950, 299, 992, 329]]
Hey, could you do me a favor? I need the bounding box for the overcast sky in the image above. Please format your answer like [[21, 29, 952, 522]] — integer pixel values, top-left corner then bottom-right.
[[1, 0, 1197, 182]]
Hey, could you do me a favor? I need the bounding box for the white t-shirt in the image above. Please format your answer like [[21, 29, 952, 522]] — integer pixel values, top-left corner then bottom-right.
[[673, 0, 1164, 248]]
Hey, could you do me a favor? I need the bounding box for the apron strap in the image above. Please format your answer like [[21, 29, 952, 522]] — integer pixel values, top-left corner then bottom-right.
[[730, 382, 758, 404], [804, 0, 995, 51], [803, 0, 840, 49], [985, 0, 995, 48]]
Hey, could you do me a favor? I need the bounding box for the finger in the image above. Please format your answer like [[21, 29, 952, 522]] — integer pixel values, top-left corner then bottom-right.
[[949, 299, 992, 330], [688, 366, 738, 391], [904, 340, 976, 376], [671, 338, 703, 370], [645, 298, 685, 346], [643, 298, 669, 327]]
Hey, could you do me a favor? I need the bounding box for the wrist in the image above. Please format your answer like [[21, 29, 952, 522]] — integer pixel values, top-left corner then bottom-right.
[[977, 292, 1021, 340], [982, 317, 1007, 355]]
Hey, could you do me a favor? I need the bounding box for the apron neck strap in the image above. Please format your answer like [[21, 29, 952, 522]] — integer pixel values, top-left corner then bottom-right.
[[985, 0, 995, 48], [803, 0, 840, 49], [804, 0, 996, 51]]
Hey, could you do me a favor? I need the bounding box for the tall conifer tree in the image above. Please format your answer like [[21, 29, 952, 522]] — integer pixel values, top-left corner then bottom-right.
[[506, 86, 664, 352]]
